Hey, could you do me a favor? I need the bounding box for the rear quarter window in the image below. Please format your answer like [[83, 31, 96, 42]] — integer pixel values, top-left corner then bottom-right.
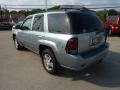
[[48, 13, 71, 34]]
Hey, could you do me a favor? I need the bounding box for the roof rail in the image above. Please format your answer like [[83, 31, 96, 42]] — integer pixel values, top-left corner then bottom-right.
[[59, 5, 88, 10], [47, 5, 95, 13]]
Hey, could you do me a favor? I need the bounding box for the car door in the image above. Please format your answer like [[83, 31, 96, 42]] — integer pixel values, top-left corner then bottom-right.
[[17, 16, 33, 49], [25, 14, 45, 53]]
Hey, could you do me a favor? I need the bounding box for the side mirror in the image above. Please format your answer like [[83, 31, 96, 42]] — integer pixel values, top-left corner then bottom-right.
[[21, 26, 30, 30], [15, 24, 21, 29]]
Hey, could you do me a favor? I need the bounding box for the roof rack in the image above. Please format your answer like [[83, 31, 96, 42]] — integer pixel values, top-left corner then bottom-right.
[[47, 5, 95, 13], [60, 5, 86, 9], [58, 5, 89, 11]]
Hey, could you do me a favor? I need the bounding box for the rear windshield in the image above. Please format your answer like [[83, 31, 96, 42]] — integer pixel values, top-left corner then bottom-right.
[[107, 16, 117, 22], [67, 11, 103, 34], [48, 13, 71, 34]]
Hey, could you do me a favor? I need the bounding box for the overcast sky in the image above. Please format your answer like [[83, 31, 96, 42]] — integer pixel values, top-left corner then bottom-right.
[[0, 0, 120, 10], [0, 0, 120, 5]]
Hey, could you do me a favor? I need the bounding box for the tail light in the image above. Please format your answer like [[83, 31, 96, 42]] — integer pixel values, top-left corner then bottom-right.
[[66, 38, 78, 54]]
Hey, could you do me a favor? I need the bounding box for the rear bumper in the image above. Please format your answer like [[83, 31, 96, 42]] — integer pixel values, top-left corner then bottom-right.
[[59, 43, 109, 71]]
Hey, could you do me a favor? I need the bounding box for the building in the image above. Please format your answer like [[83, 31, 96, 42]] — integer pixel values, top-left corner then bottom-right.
[[9, 11, 25, 23]]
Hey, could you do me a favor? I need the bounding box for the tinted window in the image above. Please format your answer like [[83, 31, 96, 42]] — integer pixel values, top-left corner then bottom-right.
[[111, 16, 117, 22], [107, 16, 117, 22], [32, 15, 44, 32], [67, 11, 103, 34], [107, 16, 112, 21], [48, 13, 71, 34], [22, 17, 32, 30]]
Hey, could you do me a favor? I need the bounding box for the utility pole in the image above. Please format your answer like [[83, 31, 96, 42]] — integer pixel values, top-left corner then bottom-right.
[[5, 4, 7, 22], [45, 0, 47, 11], [0, 5, 3, 22], [5, 4, 9, 22]]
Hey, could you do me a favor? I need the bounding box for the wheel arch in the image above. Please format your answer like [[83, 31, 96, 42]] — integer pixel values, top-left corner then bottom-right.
[[39, 44, 57, 57], [38, 44, 60, 65]]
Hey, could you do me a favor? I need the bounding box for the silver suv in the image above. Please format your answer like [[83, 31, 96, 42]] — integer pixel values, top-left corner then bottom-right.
[[12, 7, 109, 74]]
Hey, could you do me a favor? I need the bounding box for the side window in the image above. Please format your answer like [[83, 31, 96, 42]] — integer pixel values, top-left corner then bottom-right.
[[32, 15, 44, 32], [22, 17, 32, 30], [48, 13, 70, 34]]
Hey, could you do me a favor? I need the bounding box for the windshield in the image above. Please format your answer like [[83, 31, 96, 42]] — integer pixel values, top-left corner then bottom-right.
[[67, 11, 104, 34]]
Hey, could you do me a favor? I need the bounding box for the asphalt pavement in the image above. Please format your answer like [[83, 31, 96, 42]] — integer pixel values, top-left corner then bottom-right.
[[0, 31, 120, 90]]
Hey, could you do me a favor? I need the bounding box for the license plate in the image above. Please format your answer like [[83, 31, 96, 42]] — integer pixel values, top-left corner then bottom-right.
[[91, 37, 101, 46]]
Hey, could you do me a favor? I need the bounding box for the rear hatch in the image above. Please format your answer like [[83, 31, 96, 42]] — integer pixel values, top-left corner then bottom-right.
[[67, 11, 106, 53]]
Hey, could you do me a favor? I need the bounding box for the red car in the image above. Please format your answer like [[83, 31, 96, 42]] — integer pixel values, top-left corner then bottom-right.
[[104, 16, 120, 35]]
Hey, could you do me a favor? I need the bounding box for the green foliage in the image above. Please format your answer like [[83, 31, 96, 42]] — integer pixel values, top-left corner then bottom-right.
[[6, 6, 120, 22], [96, 10, 107, 22], [48, 6, 60, 10], [108, 9, 118, 16], [24, 9, 44, 16], [18, 6, 62, 16], [96, 9, 119, 22]]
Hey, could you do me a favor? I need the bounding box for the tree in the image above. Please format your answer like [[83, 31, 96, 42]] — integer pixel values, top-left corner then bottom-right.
[[108, 9, 118, 16], [96, 10, 107, 21], [48, 6, 60, 10], [23, 9, 44, 16], [0, 5, 2, 21]]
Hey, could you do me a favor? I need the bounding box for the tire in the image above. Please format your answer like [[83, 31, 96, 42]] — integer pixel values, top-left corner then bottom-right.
[[14, 38, 23, 50], [41, 49, 59, 74]]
